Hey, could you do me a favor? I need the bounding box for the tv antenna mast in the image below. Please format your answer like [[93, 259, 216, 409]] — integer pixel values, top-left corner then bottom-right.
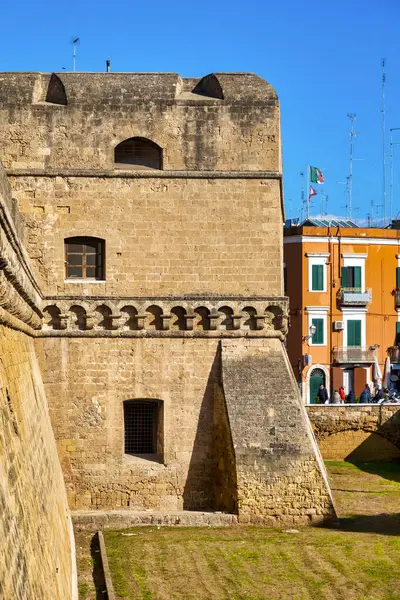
[[389, 127, 400, 224], [300, 171, 305, 220], [347, 114, 356, 219], [381, 59, 387, 224], [72, 37, 80, 72]]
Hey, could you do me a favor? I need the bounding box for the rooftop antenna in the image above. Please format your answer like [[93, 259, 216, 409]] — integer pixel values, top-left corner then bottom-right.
[[300, 171, 305, 221], [347, 113, 356, 219], [337, 177, 350, 217], [381, 59, 387, 225], [390, 127, 400, 224], [319, 189, 328, 215], [72, 37, 80, 72]]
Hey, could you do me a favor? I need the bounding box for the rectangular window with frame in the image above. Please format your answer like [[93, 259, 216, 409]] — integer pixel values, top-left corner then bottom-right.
[[341, 266, 362, 290], [311, 264, 324, 291], [65, 237, 105, 280], [311, 317, 324, 345], [347, 319, 362, 347]]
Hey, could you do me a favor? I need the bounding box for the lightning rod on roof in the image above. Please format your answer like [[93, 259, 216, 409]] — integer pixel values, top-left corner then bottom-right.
[[72, 37, 80, 73]]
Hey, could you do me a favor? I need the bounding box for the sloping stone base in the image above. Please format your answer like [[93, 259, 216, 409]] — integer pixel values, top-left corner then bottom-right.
[[220, 338, 336, 524]]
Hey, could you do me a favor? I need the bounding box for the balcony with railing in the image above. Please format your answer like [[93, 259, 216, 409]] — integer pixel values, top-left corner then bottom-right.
[[333, 346, 377, 363], [337, 287, 372, 307]]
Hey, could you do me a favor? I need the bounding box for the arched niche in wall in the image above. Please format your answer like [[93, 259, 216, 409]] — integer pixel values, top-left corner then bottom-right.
[[114, 137, 163, 170], [192, 73, 224, 99], [45, 73, 67, 105]]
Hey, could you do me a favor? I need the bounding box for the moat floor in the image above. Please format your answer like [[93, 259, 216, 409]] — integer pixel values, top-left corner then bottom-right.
[[75, 461, 400, 600]]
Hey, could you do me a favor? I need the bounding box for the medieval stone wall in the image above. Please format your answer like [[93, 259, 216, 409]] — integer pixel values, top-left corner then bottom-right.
[[10, 175, 282, 297], [307, 405, 400, 461], [0, 71, 335, 527], [0, 72, 280, 172], [0, 163, 76, 600], [35, 336, 221, 511]]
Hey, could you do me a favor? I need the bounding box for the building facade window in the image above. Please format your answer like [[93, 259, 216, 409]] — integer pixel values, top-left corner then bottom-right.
[[123, 400, 163, 459], [64, 237, 105, 280], [347, 319, 362, 347], [341, 266, 361, 290], [396, 322, 400, 344], [311, 264, 324, 291], [341, 253, 367, 291], [306, 253, 329, 292], [311, 317, 324, 344], [306, 307, 329, 347], [342, 309, 367, 348]]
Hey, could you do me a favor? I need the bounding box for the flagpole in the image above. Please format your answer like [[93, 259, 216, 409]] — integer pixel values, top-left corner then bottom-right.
[[306, 164, 310, 218]]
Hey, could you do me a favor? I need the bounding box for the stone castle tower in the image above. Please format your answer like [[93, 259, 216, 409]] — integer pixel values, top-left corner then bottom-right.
[[0, 70, 334, 599]]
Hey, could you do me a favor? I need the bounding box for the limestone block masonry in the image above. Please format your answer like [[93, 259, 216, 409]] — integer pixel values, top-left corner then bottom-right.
[[0, 164, 76, 600], [307, 405, 400, 460], [0, 71, 335, 536]]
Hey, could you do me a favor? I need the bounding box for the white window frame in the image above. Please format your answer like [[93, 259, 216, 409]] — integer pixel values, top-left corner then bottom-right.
[[306, 306, 329, 347], [306, 253, 329, 292], [341, 253, 367, 291], [341, 308, 367, 348]]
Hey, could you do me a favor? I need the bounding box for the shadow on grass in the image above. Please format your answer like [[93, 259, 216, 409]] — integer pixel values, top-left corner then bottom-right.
[[345, 459, 400, 483], [319, 513, 400, 536], [90, 533, 108, 600]]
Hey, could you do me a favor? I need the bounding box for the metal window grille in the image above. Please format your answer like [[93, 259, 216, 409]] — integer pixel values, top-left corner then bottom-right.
[[124, 401, 157, 454]]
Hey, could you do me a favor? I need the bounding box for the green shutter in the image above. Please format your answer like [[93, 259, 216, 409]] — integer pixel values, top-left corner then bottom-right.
[[341, 266, 349, 288], [396, 267, 400, 288], [312, 318, 324, 344], [354, 266, 362, 290], [312, 264, 323, 291], [348, 320, 361, 347], [396, 322, 400, 344]]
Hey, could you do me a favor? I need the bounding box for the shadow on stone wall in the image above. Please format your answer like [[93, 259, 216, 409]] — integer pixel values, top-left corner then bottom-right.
[[183, 345, 238, 512], [345, 432, 400, 463]]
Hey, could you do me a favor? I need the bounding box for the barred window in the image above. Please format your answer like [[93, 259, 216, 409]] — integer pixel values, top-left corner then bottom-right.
[[65, 237, 105, 280], [124, 400, 162, 457]]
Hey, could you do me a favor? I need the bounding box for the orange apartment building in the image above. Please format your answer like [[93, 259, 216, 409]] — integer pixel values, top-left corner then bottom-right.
[[284, 218, 400, 404]]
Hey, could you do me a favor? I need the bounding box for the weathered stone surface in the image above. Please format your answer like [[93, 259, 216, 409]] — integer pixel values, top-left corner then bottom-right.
[[221, 339, 335, 524], [307, 405, 400, 460], [0, 163, 76, 600], [73, 509, 238, 531], [0, 71, 334, 542]]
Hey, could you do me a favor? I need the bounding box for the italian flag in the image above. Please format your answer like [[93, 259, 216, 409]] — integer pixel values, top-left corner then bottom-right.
[[310, 166, 324, 184]]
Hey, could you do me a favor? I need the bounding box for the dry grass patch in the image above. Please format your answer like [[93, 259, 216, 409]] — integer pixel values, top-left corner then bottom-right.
[[76, 461, 400, 599], [104, 526, 400, 600]]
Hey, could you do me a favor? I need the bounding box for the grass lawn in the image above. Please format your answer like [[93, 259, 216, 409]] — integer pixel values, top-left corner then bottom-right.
[[76, 460, 400, 600]]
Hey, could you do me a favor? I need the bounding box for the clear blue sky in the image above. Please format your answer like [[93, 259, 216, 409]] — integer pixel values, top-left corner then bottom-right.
[[2, 0, 400, 223]]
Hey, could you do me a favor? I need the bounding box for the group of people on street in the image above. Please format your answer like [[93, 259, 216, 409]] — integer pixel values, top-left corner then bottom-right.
[[317, 383, 399, 404]]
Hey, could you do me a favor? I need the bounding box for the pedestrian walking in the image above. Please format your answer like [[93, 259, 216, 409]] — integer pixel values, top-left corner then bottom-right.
[[339, 386, 345, 404], [333, 389, 341, 404], [317, 384, 329, 404], [360, 384, 371, 404]]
